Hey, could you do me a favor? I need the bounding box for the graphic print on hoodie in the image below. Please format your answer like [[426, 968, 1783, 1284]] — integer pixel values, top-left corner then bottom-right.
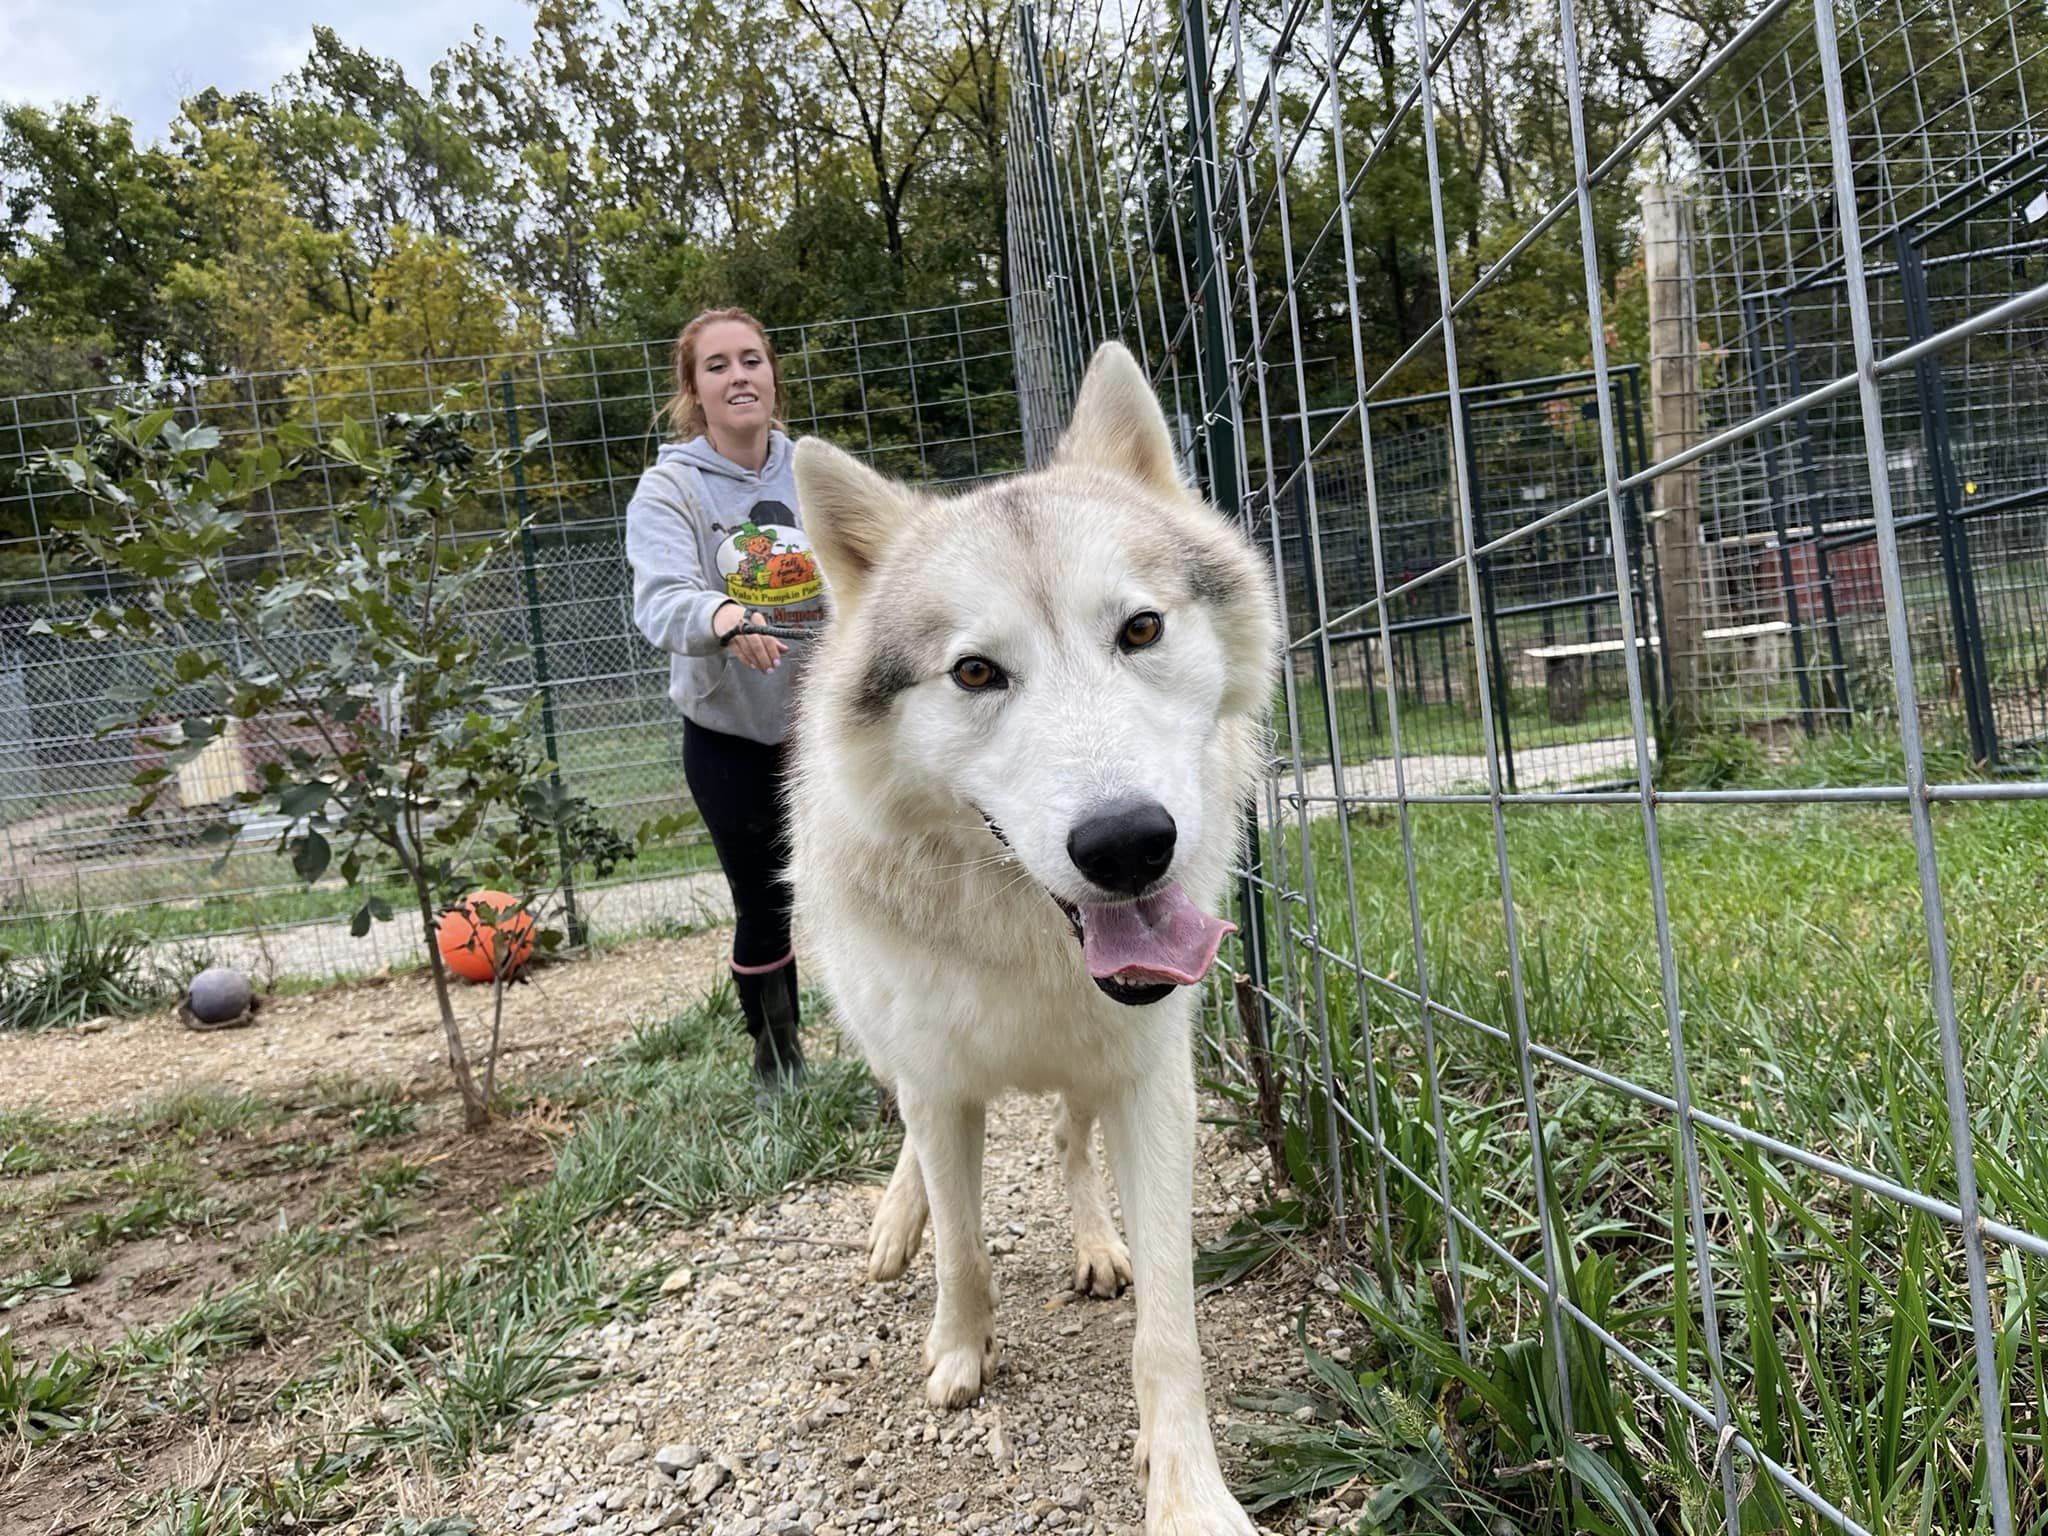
[[712, 500, 825, 615]]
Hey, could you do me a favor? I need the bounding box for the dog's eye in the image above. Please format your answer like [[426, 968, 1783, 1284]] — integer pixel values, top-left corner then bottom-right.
[[1119, 611, 1165, 652], [951, 656, 1007, 691]]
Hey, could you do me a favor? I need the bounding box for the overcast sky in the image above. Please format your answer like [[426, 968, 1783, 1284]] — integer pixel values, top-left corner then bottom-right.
[[0, 0, 538, 141]]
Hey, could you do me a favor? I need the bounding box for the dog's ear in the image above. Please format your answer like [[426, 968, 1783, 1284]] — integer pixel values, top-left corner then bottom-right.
[[793, 436, 914, 613], [1053, 341, 1181, 495]]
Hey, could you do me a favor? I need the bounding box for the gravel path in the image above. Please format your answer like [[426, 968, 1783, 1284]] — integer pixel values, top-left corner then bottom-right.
[[459, 1096, 1363, 1536], [1277, 735, 1638, 807]]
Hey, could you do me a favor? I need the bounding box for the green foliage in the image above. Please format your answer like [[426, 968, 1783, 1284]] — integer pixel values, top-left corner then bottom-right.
[[0, 1333, 97, 1443], [350, 1100, 419, 1144], [0, 0, 1013, 413], [0, 103, 186, 374], [33, 394, 638, 1125], [0, 978, 890, 1523], [0, 910, 174, 1031], [503, 983, 897, 1244], [136, 1087, 270, 1139], [360, 1309, 585, 1471]]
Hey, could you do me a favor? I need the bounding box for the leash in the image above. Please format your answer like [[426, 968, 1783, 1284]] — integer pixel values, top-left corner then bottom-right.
[[719, 614, 818, 646]]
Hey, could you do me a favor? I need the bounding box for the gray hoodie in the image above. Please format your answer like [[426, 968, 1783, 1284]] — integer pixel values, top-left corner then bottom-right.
[[625, 433, 823, 745]]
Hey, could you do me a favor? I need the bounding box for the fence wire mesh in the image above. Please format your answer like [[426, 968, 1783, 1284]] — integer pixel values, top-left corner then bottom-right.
[[1011, 0, 2047, 1528], [0, 300, 1025, 977], [1695, 0, 2048, 760]]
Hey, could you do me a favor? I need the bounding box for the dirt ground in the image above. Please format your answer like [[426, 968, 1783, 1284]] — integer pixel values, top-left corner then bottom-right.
[[1, 932, 1339, 1536], [449, 1097, 1334, 1536], [0, 929, 734, 1118], [0, 930, 737, 1535]]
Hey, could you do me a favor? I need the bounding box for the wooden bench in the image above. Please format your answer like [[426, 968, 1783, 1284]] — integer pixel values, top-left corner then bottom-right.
[[1524, 621, 1790, 723]]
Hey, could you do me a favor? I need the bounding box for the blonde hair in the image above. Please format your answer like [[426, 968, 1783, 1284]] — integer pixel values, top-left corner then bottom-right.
[[662, 307, 786, 440]]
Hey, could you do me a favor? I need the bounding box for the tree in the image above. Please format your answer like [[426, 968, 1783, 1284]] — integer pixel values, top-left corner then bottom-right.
[[156, 104, 351, 376], [439, 13, 608, 333], [0, 102, 185, 377], [34, 394, 634, 1130], [783, 0, 981, 278], [265, 28, 492, 266], [317, 225, 540, 367]]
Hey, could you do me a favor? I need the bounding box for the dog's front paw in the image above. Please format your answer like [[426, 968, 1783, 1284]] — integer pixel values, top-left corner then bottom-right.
[[866, 1182, 927, 1282], [1145, 1456, 1257, 1536], [922, 1328, 1000, 1408], [1072, 1235, 1133, 1299]]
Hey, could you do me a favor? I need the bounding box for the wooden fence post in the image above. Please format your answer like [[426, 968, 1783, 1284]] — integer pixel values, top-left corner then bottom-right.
[[1642, 184, 1705, 733]]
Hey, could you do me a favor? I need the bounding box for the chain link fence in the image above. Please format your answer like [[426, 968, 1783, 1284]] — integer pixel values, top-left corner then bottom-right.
[[0, 300, 1024, 976], [1011, 0, 2046, 1529]]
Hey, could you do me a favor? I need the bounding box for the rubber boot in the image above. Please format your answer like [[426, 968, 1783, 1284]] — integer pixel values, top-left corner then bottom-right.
[[736, 958, 805, 1099]]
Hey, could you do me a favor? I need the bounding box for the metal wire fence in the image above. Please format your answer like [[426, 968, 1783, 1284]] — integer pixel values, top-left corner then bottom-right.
[[1694, 0, 2048, 760], [1011, 0, 2047, 1528], [0, 300, 1024, 976]]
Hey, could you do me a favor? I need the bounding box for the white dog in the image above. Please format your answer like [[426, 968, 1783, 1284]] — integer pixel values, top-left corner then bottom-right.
[[788, 341, 1278, 1535]]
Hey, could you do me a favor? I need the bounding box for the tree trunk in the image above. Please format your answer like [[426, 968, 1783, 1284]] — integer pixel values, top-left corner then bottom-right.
[[412, 871, 489, 1130]]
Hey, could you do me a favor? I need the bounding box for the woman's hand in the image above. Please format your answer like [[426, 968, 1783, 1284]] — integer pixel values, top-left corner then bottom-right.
[[713, 600, 789, 672]]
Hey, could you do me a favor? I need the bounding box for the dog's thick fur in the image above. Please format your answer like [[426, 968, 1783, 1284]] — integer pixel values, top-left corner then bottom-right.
[[788, 343, 1277, 1535]]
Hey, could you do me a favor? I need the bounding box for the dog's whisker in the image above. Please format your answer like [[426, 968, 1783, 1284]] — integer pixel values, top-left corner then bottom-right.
[[931, 852, 1015, 874], [963, 867, 1041, 912]]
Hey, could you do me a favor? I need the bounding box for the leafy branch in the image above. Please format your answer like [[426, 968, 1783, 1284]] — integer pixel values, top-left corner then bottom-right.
[[35, 389, 637, 1129]]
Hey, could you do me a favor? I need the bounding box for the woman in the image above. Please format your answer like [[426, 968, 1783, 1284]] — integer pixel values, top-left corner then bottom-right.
[[626, 307, 825, 1093]]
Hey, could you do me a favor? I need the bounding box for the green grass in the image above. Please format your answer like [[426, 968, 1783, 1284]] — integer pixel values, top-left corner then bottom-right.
[[0, 1140, 232, 1309], [0, 823, 717, 949], [0, 1333, 96, 1442], [1213, 730, 2048, 1532], [345, 986, 893, 1476], [351, 1100, 419, 1144], [134, 1087, 274, 1140], [1279, 679, 1641, 768], [130, 1450, 385, 1536], [493, 983, 894, 1256]]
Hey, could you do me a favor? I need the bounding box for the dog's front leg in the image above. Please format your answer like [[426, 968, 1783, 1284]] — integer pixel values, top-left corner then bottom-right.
[[866, 1137, 930, 1281], [1103, 1054, 1256, 1536], [900, 1093, 999, 1408], [1054, 1095, 1132, 1298]]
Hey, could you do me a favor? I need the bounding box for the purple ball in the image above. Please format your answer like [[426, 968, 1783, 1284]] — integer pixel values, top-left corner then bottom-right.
[[187, 967, 252, 1024]]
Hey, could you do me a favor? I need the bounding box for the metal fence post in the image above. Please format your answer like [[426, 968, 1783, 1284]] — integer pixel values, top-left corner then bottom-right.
[[1740, 296, 1819, 734], [498, 374, 585, 948], [1813, 1, 2017, 1520], [1459, 401, 1518, 792], [1897, 232, 2000, 765], [1174, 0, 1274, 1085], [1015, 1, 1087, 429], [1622, 366, 1671, 741], [1614, 368, 1669, 735], [1772, 292, 1854, 716]]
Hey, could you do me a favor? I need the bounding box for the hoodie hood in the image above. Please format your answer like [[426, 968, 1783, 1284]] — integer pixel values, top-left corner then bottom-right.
[[660, 433, 792, 483]]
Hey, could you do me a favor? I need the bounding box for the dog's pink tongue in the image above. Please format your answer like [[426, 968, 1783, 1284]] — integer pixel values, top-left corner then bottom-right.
[[1080, 882, 1235, 987]]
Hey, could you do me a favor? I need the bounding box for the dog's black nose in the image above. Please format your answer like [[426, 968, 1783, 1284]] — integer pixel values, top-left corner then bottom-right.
[[1068, 800, 1177, 896]]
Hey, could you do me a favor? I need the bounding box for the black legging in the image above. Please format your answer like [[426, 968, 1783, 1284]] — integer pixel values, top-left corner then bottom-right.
[[682, 717, 794, 971]]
